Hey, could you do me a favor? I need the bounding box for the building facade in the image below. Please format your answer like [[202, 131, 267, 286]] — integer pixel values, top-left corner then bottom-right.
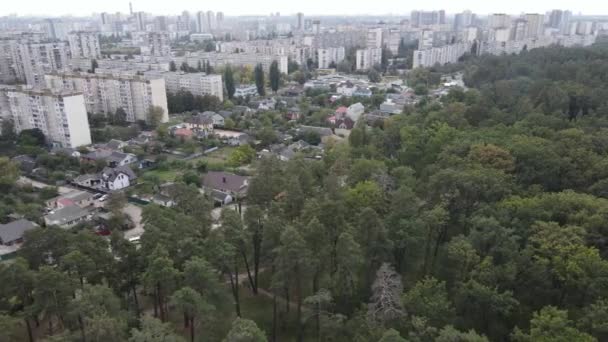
[[68, 31, 101, 59], [45, 71, 169, 123], [1, 86, 92, 147]]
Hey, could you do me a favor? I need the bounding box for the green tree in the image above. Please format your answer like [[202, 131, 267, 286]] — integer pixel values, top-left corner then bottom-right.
[[129, 316, 185, 342], [169, 61, 177, 72], [225, 65, 236, 99], [512, 306, 596, 342], [254, 63, 266, 96], [269, 60, 280, 93], [171, 287, 214, 342], [0, 157, 19, 190], [148, 106, 165, 127], [379, 328, 408, 342], [403, 277, 455, 327], [223, 318, 267, 342], [143, 247, 180, 322]]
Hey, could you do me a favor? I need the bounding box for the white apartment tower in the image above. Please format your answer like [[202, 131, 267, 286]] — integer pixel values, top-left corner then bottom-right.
[[524, 14, 545, 38], [317, 47, 345, 69], [367, 28, 384, 49], [355, 48, 382, 70], [45, 72, 169, 124], [133, 31, 170, 57], [1, 87, 92, 147], [145, 71, 224, 101], [13, 42, 70, 87], [68, 32, 101, 59]]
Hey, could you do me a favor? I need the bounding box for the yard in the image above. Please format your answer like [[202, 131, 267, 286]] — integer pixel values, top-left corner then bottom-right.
[[187, 146, 237, 166], [141, 169, 180, 182]]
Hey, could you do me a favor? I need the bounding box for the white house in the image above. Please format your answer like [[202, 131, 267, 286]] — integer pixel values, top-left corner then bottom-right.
[[347, 103, 365, 122]]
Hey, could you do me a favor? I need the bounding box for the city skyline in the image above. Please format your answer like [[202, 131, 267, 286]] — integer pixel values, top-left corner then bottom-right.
[[1, 0, 607, 17]]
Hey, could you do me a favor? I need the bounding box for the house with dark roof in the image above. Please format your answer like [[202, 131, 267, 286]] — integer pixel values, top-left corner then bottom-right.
[[202, 171, 249, 204], [104, 139, 127, 151], [0, 219, 38, 246], [101, 166, 137, 190]]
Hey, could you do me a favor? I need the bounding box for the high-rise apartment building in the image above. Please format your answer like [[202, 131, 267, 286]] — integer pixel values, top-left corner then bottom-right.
[[132, 31, 170, 56], [355, 48, 382, 70], [411, 10, 446, 27], [316, 47, 345, 69], [135, 12, 146, 31], [68, 32, 101, 59], [196, 11, 207, 33], [13, 42, 70, 86], [512, 19, 529, 41], [145, 71, 224, 101], [216, 12, 224, 30], [296, 13, 304, 30], [366, 28, 383, 49], [454, 10, 475, 31], [524, 14, 545, 38], [488, 14, 511, 29], [45, 71, 169, 124], [0, 86, 92, 147]]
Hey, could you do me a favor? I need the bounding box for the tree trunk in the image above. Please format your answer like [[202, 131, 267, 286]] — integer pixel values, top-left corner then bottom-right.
[[190, 317, 195, 342], [48, 318, 53, 336], [271, 264, 277, 342], [253, 228, 262, 294], [153, 286, 159, 318], [25, 318, 34, 342], [284, 285, 290, 314], [78, 315, 87, 342], [184, 313, 189, 328], [132, 285, 140, 317], [296, 267, 303, 342], [241, 249, 257, 294]]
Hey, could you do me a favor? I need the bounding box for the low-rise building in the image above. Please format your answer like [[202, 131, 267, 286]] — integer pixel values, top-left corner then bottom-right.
[[44, 205, 92, 228]]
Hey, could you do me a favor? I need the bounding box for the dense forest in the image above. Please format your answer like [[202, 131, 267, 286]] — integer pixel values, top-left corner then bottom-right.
[[2, 43, 608, 341]]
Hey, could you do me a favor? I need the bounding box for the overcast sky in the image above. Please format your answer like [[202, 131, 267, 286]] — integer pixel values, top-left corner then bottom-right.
[[2, 0, 605, 17]]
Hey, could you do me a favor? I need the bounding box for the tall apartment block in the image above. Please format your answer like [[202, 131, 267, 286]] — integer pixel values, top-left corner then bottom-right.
[[132, 31, 171, 57], [145, 71, 224, 101], [68, 31, 101, 59], [45, 71, 169, 124], [355, 48, 382, 70], [316, 47, 345, 69], [13, 42, 70, 86], [0, 86, 92, 147]]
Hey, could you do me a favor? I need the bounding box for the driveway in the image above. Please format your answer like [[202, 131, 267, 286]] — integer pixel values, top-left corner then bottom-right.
[[122, 204, 144, 239]]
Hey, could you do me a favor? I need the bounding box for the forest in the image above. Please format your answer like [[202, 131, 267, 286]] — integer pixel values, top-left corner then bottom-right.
[[2, 42, 608, 341]]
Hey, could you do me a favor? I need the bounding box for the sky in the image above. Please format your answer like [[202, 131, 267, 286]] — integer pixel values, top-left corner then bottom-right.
[[1, 0, 606, 17]]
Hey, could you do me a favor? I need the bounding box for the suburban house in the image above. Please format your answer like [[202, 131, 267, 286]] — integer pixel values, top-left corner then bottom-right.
[[0, 219, 38, 246], [285, 107, 301, 121], [173, 127, 195, 140], [47, 190, 96, 210], [202, 171, 249, 204], [347, 103, 365, 122], [353, 87, 373, 97], [213, 129, 251, 146], [73, 166, 137, 191], [380, 99, 404, 115], [82, 150, 137, 167], [101, 166, 137, 190], [103, 139, 128, 151], [152, 194, 175, 207], [185, 112, 214, 132], [44, 205, 93, 228]]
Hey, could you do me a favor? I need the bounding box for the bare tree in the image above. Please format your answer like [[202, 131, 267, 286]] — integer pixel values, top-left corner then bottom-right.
[[367, 263, 405, 325]]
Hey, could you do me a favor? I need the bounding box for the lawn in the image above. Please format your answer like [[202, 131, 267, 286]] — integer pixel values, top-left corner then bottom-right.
[[188, 146, 237, 165], [141, 169, 180, 182]]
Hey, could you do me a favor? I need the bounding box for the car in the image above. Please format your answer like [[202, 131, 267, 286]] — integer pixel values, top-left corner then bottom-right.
[[93, 193, 103, 199], [98, 194, 109, 202]]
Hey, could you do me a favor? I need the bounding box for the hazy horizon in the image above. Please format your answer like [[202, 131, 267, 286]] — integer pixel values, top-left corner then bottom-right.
[[1, 0, 606, 18]]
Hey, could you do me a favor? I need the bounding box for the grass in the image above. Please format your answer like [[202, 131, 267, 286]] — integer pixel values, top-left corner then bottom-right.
[[189, 146, 237, 165], [142, 169, 180, 182]]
